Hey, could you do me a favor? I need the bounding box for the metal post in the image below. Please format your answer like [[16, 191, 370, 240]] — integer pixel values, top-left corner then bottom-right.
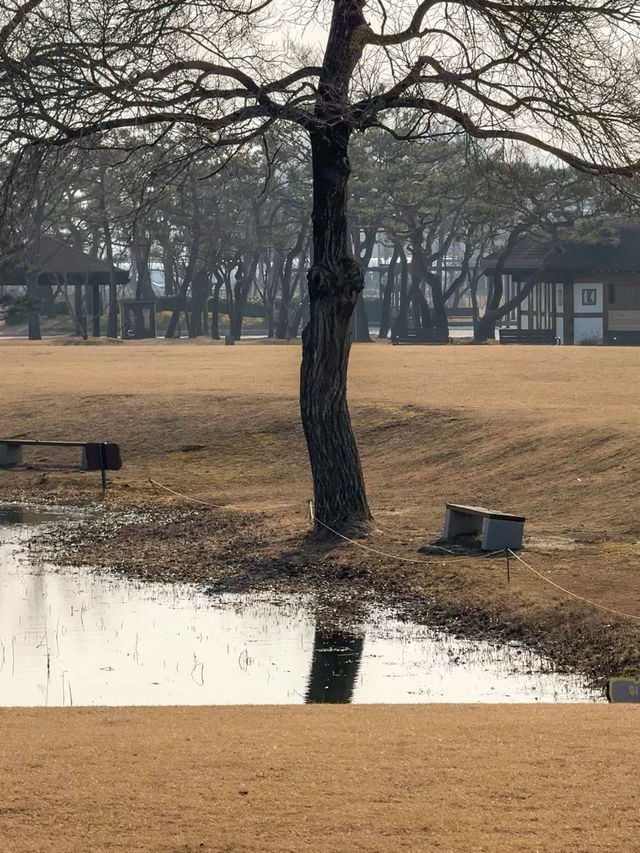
[[506, 549, 511, 583], [99, 444, 107, 494]]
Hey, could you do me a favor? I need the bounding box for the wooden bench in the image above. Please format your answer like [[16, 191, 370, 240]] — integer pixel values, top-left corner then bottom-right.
[[499, 328, 557, 345], [391, 329, 451, 345], [443, 503, 525, 550], [0, 440, 122, 488]]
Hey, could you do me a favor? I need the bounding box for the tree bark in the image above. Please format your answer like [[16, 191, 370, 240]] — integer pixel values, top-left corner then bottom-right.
[[229, 252, 259, 340], [474, 226, 527, 341], [210, 276, 223, 339], [276, 227, 307, 339], [349, 226, 375, 342], [26, 275, 41, 340], [351, 293, 371, 342], [427, 271, 449, 333], [301, 124, 371, 536], [379, 243, 399, 339], [288, 290, 308, 338]]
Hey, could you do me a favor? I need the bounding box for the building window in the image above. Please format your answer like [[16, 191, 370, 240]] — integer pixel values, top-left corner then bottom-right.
[[609, 284, 615, 304]]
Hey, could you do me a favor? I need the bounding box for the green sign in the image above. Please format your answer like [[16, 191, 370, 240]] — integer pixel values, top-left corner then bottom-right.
[[608, 678, 640, 703]]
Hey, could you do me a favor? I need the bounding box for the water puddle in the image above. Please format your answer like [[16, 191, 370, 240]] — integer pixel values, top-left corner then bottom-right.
[[0, 506, 603, 706]]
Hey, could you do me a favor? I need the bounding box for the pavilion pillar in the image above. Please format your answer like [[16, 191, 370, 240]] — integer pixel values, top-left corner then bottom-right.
[[563, 280, 574, 344], [91, 284, 101, 337]]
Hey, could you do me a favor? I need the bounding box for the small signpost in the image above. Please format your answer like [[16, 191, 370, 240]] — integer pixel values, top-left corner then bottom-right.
[[608, 678, 640, 703]]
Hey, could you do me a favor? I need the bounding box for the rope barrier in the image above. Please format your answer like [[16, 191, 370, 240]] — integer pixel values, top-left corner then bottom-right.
[[148, 478, 225, 509], [147, 480, 500, 566], [314, 514, 507, 564], [313, 515, 437, 563], [148, 478, 301, 511], [507, 548, 640, 623]]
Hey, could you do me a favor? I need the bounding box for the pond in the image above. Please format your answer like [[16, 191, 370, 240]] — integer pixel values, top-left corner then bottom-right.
[[0, 505, 603, 706]]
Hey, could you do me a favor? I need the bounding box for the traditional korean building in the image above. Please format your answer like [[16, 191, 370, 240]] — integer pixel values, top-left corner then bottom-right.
[[2, 235, 129, 336], [481, 224, 640, 344]]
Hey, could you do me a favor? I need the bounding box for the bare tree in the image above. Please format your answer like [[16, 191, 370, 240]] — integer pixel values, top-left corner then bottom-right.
[[2, 0, 640, 533]]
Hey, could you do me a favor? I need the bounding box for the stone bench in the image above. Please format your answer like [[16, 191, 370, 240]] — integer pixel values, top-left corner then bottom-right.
[[498, 328, 557, 345], [390, 329, 451, 345], [0, 440, 122, 473], [443, 503, 525, 550]]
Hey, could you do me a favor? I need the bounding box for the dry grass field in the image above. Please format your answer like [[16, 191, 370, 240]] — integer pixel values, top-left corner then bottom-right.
[[1, 704, 639, 853]]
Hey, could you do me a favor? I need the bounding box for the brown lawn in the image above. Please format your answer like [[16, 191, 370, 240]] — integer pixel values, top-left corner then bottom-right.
[[1, 704, 639, 853]]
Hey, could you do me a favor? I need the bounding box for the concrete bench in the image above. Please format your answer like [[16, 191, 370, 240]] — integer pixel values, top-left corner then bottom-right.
[[443, 503, 525, 550], [391, 329, 451, 345], [0, 440, 122, 473], [498, 328, 557, 345]]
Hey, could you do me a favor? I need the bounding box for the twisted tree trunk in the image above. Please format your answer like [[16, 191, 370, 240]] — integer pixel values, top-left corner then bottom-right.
[[301, 124, 371, 536], [379, 243, 399, 339]]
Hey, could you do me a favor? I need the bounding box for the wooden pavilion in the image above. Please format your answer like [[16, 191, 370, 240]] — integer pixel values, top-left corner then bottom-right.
[[3, 235, 129, 336], [481, 224, 640, 344]]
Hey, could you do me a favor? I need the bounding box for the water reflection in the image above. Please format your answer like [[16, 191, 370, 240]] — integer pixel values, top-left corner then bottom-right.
[[0, 505, 63, 526], [0, 507, 604, 706], [305, 630, 364, 703]]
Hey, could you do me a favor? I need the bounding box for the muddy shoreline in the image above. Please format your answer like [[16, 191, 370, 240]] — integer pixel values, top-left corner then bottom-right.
[[10, 497, 639, 694]]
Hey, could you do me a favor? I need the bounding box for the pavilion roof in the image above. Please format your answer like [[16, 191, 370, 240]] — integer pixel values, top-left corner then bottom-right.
[[481, 224, 640, 275], [32, 236, 128, 282]]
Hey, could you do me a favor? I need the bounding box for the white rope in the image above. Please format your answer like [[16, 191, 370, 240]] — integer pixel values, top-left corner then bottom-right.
[[314, 515, 506, 564], [148, 478, 301, 511], [148, 478, 225, 509], [507, 549, 640, 623], [147, 480, 503, 566], [314, 516, 437, 563]]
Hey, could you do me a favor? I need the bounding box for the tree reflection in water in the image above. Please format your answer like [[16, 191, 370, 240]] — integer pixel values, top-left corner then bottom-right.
[[0, 506, 25, 524], [305, 629, 364, 704]]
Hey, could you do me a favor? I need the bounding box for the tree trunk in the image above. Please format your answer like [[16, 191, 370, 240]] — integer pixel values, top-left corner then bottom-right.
[[26, 276, 41, 340], [98, 166, 119, 338], [475, 272, 502, 340], [301, 124, 371, 536], [276, 228, 307, 339], [162, 240, 176, 297], [74, 283, 85, 337], [427, 272, 449, 334], [40, 283, 55, 317], [229, 255, 258, 340], [190, 269, 210, 337], [210, 278, 222, 339], [475, 309, 497, 342], [378, 244, 399, 339], [391, 247, 409, 338], [106, 272, 118, 338], [288, 291, 308, 338], [165, 278, 190, 338], [350, 293, 371, 342], [132, 232, 154, 301]]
